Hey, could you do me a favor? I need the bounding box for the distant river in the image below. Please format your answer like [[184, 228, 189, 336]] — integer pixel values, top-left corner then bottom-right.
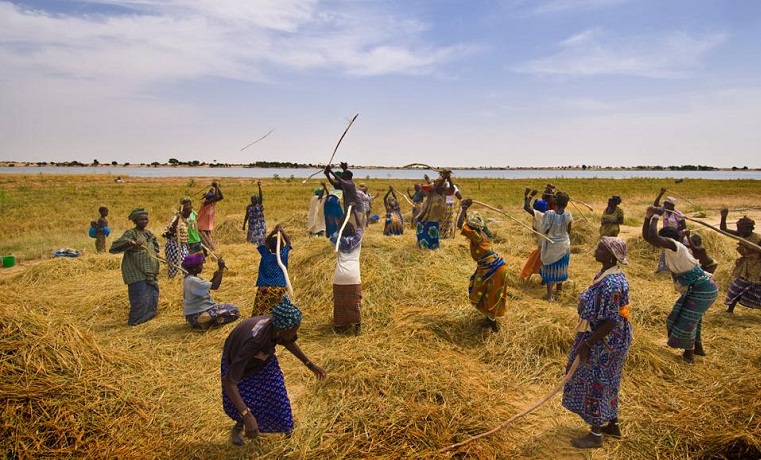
[[1, 166, 760, 180]]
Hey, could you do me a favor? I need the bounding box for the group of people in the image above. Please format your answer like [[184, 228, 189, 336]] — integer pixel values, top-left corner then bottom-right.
[[96, 174, 760, 450]]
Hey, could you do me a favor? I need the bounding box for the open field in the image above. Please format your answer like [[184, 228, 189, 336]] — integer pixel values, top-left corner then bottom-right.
[[2, 174, 761, 459]]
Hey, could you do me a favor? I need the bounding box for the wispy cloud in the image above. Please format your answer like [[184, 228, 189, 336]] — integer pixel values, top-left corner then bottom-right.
[[528, 0, 630, 15], [512, 28, 727, 78]]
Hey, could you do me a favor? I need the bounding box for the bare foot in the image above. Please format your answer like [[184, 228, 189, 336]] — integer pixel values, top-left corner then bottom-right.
[[571, 432, 603, 449]]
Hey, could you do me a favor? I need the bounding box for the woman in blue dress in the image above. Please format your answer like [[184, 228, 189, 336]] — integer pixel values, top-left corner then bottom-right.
[[562, 237, 632, 449], [540, 192, 574, 301]]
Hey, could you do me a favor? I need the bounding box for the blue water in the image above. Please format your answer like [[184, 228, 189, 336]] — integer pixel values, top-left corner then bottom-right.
[[1, 166, 760, 180]]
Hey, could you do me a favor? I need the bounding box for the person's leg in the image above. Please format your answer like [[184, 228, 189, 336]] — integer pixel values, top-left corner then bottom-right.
[[546, 282, 555, 301], [601, 418, 621, 437], [127, 281, 157, 326], [571, 426, 603, 448]]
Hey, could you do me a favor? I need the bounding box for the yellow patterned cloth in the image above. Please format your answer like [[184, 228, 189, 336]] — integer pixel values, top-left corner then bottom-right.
[[461, 224, 509, 319]]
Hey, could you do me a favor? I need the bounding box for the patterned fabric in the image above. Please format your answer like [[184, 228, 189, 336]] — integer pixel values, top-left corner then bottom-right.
[[725, 278, 761, 309], [253, 286, 288, 316], [165, 239, 189, 279], [246, 204, 267, 245], [540, 251, 570, 283], [563, 270, 631, 427], [440, 201, 456, 239], [110, 228, 160, 285], [333, 284, 362, 326], [520, 248, 542, 281], [271, 298, 302, 330], [599, 207, 624, 237], [324, 195, 344, 238], [462, 224, 509, 320], [256, 245, 290, 287], [417, 221, 440, 250], [384, 210, 404, 236], [540, 210, 573, 265], [666, 266, 718, 349], [186, 303, 241, 329], [731, 232, 761, 283], [221, 356, 294, 433], [126, 280, 159, 326]]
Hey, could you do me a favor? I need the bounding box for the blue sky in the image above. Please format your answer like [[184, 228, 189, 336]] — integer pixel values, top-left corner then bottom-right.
[[1, 0, 760, 168]]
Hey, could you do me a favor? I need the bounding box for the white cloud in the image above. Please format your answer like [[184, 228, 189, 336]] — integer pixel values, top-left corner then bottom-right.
[[512, 29, 727, 79], [529, 0, 630, 15]]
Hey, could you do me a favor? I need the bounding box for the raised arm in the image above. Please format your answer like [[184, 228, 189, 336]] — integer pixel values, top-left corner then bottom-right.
[[457, 198, 473, 230], [256, 180, 262, 204], [642, 206, 676, 250], [653, 187, 666, 206], [215, 183, 224, 202], [523, 188, 535, 216], [324, 166, 340, 188], [719, 208, 740, 235]]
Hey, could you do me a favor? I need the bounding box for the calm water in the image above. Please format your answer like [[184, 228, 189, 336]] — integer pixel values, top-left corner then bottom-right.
[[1, 166, 760, 180]]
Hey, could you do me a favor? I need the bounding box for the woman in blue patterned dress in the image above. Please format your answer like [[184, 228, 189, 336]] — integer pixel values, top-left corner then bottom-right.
[[563, 237, 632, 449], [243, 180, 266, 246]]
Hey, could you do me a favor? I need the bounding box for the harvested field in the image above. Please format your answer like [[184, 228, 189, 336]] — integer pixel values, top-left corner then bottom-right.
[[1, 174, 760, 459]]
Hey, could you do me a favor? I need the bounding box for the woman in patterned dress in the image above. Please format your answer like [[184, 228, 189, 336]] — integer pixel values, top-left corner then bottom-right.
[[163, 198, 192, 279], [243, 180, 266, 246], [562, 237, 632, 448], [252, 224, 291, 316], [540, 192, 574, 301], [599, 195, 624, 237], [383, 186, 404, 236]]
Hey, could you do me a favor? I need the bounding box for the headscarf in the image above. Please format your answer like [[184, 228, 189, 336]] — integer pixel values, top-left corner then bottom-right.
[[271, 298, 303, 330], [467, 211, 485, 230], [664, 196, 677, 206], [128, 208, 148, 222], [610, 195, 622, 205], [532, 199, 548, 212], [600, 236, 629, 265], [314, 188, 323, 196], [358, 183, 367, 191], [181, 253, 205, 270]]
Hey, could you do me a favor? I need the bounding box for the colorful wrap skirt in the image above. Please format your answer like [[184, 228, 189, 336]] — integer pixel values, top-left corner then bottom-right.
[[324, 196, 344, 238], [247, 217, 267, 246], [468, 253, 509, 320], [253, 286, 288, 316], [520, 248, 542, 281], [540, 250, 570, 283], [666, 267, 718, 349], [417, 221, 440, 250], [384, 210, 404, 236], [333, 284, 362, 326], [186, 304, 241, 329], [165, 239, 189, 279], [440, 203, 455, 239], [725, 277, 761, 309], [221, 356, 294, 433]]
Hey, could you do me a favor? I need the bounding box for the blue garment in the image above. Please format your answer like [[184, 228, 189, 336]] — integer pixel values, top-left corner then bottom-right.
[[324, 195, 343, 238], [256, 245, 290, 287]]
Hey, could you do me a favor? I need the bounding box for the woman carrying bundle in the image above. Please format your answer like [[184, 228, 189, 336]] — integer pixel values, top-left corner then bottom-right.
[[181, 253, 240, 329], [221, 299, 326, 445], [456, 199, 510, 332], [383, 186, 404, 236], [563, 237, 632, 448], [243, 180, 266, 246], [540, 192, 574, 301], [253, 224, 292, 316], [643, 206, 718, 363]]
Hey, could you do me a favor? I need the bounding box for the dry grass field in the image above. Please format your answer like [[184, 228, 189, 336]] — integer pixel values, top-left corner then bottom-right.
[[1, 174, 760, 459]]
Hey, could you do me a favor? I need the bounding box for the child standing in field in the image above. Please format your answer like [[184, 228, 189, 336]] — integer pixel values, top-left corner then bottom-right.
[[243, 180, 266, 246], [94, 206, 110, 253]]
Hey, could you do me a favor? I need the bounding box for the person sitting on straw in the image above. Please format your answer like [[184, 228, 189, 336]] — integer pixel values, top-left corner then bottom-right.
[[653, 188, 687, 273], [383, 186, 404, 236], [221, 298, 326, 445], [599, 195, 624, 237], [456, 198, 510, 332], [243, 180, 267, 245], [720, 210, 761, 314], [643, 206, 718, 363], [163, 198, 192, 279], [197, 181, 223, 251], [330, 221, 364, 335], [540, 191, 574, 301], [109, 208, 160, 326], [181, 253, 240, 329], [520, 188, 546, 282], [253, 224, 292, 316], [562, 237, 632, 449]]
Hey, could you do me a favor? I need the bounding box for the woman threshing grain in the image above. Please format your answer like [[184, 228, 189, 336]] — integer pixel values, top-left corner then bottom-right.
[[643, 206, 718, 363], [653, 188, 687, 273], [599, 195, 624, 237], [197, 181, 223, 251], [441, 179, 462, 239], [252, 224, 292, 316], [540, 191, 574, 301], [181, 253, 240, 329], [416, 171, 450, 250], [520, 188, 546, 282], [562, 237, 632, 449], [325, 163, 364, 228], [109, 208, 160, 326], [457, 198, 509, 332], [163, 198, 192, 279], [330, 222, 364, 334], [307, 185, 327, 237], [323, 181, 344, 239], [720, 209, 761, 313], [243, 180, 266, 245], [221, 299, 326, 445], [407, 183, 425, 229], [383, 186, 404, 236]]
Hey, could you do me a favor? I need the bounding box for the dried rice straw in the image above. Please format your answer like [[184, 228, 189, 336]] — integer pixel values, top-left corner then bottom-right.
[[470, 200, 552, 242], [665, 209, 761, 252]]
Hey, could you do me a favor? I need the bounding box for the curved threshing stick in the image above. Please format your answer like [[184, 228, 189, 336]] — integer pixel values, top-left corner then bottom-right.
[[276, 232, 294, 299], [303, 114, 359, 183]]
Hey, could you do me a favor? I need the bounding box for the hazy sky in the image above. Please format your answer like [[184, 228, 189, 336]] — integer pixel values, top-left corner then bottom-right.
[[2, 0, 760, 168]]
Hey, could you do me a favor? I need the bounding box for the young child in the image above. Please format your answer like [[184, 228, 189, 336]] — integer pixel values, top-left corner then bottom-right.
[[242, 180, 266, 246], [94, 206, 110, 253]]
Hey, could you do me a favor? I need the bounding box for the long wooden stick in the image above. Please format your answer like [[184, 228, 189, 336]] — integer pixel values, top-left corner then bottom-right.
[[553, 187, 594, 211], [569, 200, 588, 221], [240, 128, 275, 151], [276, 232, 294, 299], [303, 114, 359, 183], [201, 242, 231, 270], [665, 209, 761, 252], [440, 355, 581, 453], [470, 200, 552, 242], [335, 204, 354, 252], [664, 190, 700, 208]]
